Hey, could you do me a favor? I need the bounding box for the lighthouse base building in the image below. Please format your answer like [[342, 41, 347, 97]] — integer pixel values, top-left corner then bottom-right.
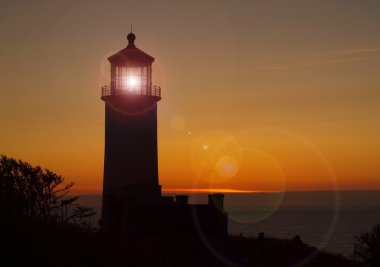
[[100, 32, 228, 236], [102, 194, 228, 236]]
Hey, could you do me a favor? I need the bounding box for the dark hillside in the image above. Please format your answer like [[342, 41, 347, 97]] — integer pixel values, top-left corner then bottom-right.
[[0, 221, 362, 267]]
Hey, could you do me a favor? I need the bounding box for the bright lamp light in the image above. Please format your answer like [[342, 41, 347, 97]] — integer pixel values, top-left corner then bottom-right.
[[123, 75, 139, 91]]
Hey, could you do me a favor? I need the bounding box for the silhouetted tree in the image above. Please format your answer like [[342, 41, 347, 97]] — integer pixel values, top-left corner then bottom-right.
[[353, 223, 380, 267], [0, 155, 96, 230], [70, 205, 97, 232]]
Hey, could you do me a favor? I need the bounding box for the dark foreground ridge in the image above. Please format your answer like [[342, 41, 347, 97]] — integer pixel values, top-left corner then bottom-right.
[[0, 219, 361, 267], [0, 155, 364, 266]]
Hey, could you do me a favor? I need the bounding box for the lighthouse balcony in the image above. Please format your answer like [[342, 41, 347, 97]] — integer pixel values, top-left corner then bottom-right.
[[101, 85, 161, 98]]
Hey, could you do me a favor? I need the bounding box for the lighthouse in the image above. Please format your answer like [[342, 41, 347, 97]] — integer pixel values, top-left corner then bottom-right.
[[100, 32, 228, 236], [100, 32, 162, 233]]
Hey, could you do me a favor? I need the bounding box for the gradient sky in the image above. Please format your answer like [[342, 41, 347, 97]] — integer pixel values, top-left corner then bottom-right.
[[1, 0, 380, 193]]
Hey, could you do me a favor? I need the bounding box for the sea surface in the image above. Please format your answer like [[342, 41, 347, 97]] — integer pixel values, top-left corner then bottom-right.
[[76, 190, 380, 257]]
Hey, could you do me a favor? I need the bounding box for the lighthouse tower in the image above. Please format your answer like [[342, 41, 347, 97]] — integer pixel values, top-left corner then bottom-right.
[[100, 32, 162, 233]]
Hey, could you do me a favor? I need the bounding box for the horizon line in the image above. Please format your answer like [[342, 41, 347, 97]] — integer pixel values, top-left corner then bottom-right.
[[69, 188, 380, 195], [162, 188, 278, 194]]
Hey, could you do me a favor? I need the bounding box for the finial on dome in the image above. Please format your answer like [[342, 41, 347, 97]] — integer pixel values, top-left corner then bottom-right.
[[127, 25, 136, 47]]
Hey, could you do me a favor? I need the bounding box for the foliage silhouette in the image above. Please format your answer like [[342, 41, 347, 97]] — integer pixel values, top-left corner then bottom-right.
[[353, 223, 380, 267], [0, 155, 96, 229]]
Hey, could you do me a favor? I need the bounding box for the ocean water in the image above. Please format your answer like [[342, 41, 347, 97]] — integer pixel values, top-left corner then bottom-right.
[[76, 191, 380, 257]]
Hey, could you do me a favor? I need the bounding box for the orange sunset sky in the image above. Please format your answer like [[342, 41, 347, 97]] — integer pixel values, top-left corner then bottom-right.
[[1, 1, 380, 193]]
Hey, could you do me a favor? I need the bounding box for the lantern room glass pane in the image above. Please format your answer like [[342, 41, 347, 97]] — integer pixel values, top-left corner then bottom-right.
[[112, 65, 152, 95]]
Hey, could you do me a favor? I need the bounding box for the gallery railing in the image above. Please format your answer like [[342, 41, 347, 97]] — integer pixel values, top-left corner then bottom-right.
[[101, 85, 161, 98]]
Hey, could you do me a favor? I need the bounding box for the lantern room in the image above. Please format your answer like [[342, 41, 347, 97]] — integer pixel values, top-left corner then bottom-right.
[[101, 32, 161, 98]]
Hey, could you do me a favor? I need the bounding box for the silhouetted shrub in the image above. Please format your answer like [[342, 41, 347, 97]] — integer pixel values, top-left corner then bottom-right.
[[353, 223, 380, 267], [0, 155, 95, 229]]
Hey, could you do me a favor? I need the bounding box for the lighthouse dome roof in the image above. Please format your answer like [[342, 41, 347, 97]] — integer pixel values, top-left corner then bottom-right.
[[108, 32, 155, 66]]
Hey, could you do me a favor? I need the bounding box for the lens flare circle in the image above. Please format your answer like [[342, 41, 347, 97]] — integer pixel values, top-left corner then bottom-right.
[[223, 147, 286, 224], [190, 131, 242, 184], [215, 155, 239, 180], [189, 127, 340, 267]]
